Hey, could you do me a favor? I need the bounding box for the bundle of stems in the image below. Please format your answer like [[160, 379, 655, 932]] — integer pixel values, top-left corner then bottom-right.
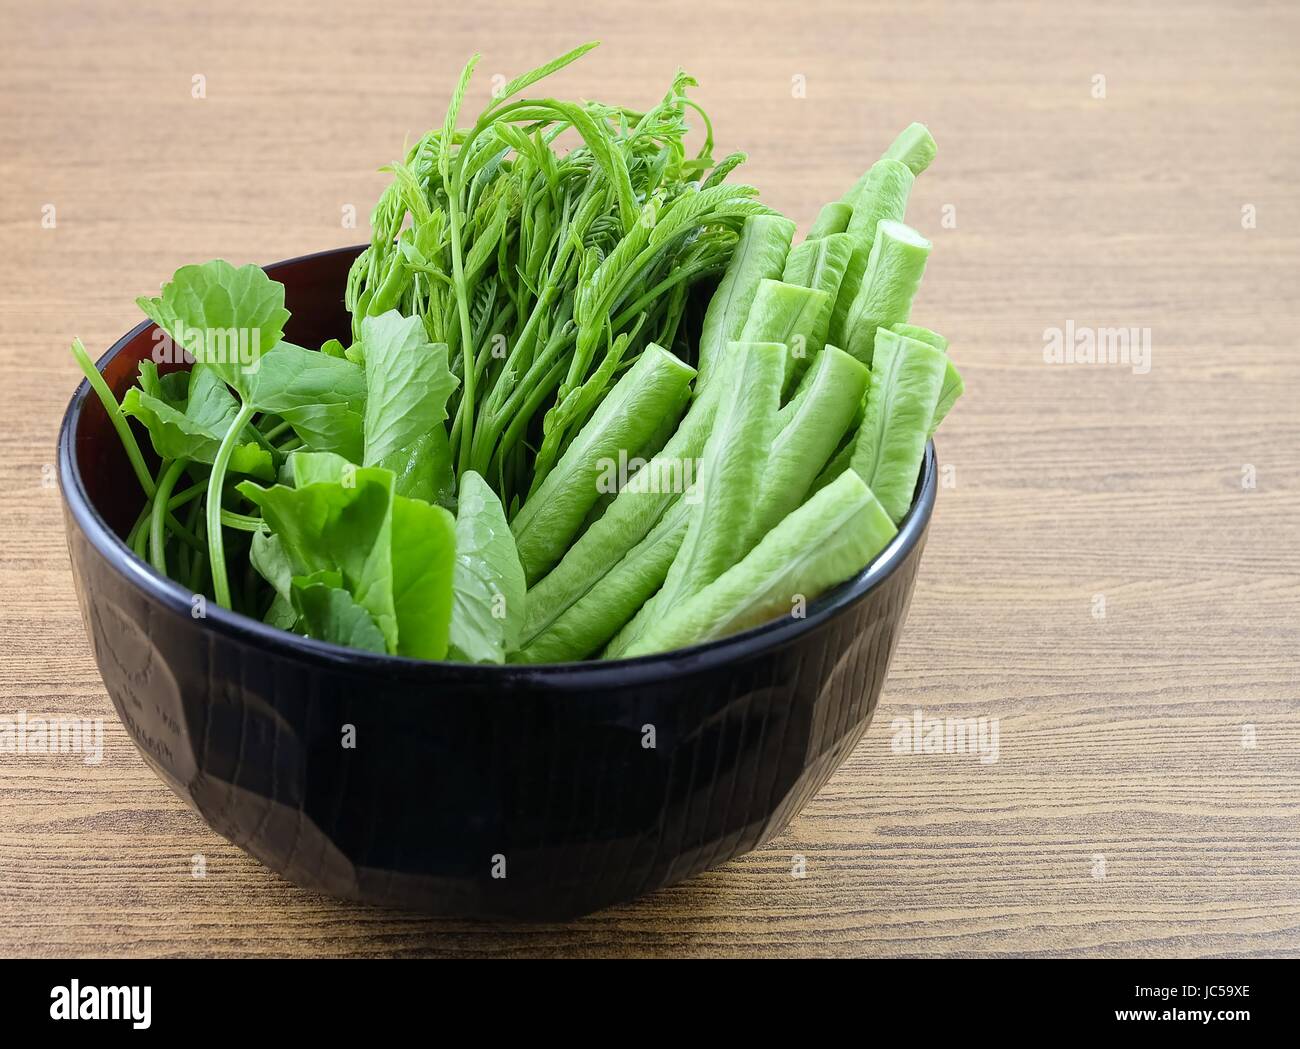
[[344, 42, 772, 513]]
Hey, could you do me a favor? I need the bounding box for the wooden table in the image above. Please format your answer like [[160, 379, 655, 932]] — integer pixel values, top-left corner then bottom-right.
[[2, 0, 1297, 958]]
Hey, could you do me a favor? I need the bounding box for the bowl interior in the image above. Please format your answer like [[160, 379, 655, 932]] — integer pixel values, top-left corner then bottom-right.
[[64, 244, 935, 675]]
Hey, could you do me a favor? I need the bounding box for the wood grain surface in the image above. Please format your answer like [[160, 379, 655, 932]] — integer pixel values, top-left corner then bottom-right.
[[1, 0, 1297, 958]]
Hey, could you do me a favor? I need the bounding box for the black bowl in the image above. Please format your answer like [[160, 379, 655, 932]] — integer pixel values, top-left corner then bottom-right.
[[58, 245, 938, 920]]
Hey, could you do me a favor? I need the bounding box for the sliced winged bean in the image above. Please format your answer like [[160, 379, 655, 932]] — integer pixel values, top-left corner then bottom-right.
[[750, 346, 869, 541], [541, 345, 864, 659], [881, 122, 938, 176], [849, 327, 946, 522], [623, 470, 897, 657], [808, 438, 855, 497], [738, 279, 830, 383], [607, 340, 785, 656], [780, 232, 855, 376], [843, 220, 932, 365], [806, 201, 852, 239], [829, 158, 914, 347], [516, 498, 691, 663], [696, 215, 795, 390], [891, 322, 947, 351], [930, 359, 964, 435], [574, 379, 690, 534], [511, 343, 696, 584], [519, 377, 724, 645], [886, 322, 963, 435]]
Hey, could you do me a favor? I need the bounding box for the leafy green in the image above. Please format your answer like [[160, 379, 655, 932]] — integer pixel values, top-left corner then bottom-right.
[[360, 311, 458, 467], [291, 571, 387, 654], [375, 429, 454, 506], [391, 496, 457, 660], [249, 341, 366, 412], [121, 364, 274, 479], [237, 468, 398, 649], [137, 260, 289, 399], [347, 49, 772, 509], [449, 471, 526, 663], [278, 401, 364, 462]]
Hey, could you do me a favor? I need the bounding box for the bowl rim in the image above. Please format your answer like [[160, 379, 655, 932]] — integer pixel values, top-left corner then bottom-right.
[[57, 243, 937, 686]]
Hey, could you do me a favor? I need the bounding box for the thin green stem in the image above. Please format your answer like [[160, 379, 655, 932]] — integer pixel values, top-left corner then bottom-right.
[[167, 479, 207, 510], [132, 513, 150, 559], [220, 510, 263, 532], [207, 401, 255, 609], [447, 182, 479, 477], [126, 504, 150, 552], [69, 338, 155, 498], [149, 459, 188, 575]]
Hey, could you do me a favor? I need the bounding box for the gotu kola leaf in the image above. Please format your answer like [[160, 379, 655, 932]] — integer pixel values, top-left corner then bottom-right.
[[136, 259, 290, 400]]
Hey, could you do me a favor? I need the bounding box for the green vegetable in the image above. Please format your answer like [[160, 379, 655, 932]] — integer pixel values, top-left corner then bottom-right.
[[891, 323, 947, 351], [931, 359, 964, 435], [292, 571, 388, 654], [277, 402, 364, 463], [890, 323, 963, 434], [70, 49, 962, 663], [881, 122, 937, 176], [806, 201, 852, 239], [622, 469, 897, 657], [350, 44, 772, 509], [528, 346, 863, 662], [391, 495, 457, 660], [510, 343, 696, 584], [238, 466, 399, 650], [518, 377, 724, 647], [121, 364, 273, 479], [516, 497, 691, 663], [70, 339, 157, 498], [249, 342, 366, 413], [750, 345, 869, 540], [808, 439, 855, 497], [843, 220, 932, 365], [448, 471, 526, 663], [135, 260, 293, 609], [829, 158, 915, 348], [780, 232, 855, 374], [695, 215, 796, 389], [250, 529, 294, 606], [607, 340, 785, 656], [374, 429, 453, 505], [360, 311, 458, 467], [136, 260, 288, 399], [849, 327, 947, 522], [737, 279, 830, 382]]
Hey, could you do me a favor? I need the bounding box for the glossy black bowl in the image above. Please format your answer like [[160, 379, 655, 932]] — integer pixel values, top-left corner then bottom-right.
[[58, 245, 938, 920]]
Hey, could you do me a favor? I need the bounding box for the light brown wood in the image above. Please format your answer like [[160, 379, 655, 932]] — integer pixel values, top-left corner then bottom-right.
[[1, 0, 1297, 958]]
